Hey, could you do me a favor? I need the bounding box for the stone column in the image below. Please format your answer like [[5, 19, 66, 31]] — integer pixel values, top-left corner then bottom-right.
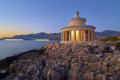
[[79, 30, 81, 41], [62, 32, 64, 41], [84, 30, 86, 42], [93, 31, 94, 41], [88, 30, 90, 42], [63, 32, 64, 41], [61, 32, 62, 41], [63, 31, 64, 41], [66, 31, 67, 41], [62, 31, 64, 41], [64, 31, 66, 41], [65, 31, 67, 41], [69, 31, 71, 41], [64, 31, 65, 41], [90, 30, 91, 41], [91, 30, 93, 41], [74, 30, 76, 41]]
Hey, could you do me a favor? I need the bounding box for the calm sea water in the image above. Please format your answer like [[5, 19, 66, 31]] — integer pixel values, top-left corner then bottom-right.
[[0, 40, 59, 60]]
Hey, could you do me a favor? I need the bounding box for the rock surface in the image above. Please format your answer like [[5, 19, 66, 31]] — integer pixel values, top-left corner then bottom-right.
[[2, 41, 120, 80]]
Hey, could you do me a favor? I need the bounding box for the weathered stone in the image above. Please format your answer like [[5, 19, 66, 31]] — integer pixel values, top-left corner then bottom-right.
[[95, 74, 106, 80], [114, 50, 120, 54], [110, 46, 116, 51], [82, 72, 94, 80], [1, 41, 120, 80], [117, 58, 120, 62], [107, 77, 114, 80]]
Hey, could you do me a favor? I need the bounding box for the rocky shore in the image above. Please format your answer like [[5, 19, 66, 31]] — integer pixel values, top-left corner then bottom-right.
[[1, 41, 120, 80]]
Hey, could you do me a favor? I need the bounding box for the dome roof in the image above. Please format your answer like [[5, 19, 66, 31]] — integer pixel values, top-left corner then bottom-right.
[[68, 10, 86, 26]]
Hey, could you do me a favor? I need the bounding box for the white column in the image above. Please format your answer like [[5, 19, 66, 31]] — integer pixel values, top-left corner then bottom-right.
[[65, 31, 67, 41], [93, 31, 94, 41], [92, 31, 93, 41], [67, 31, 68, 41], [64, 31, 65, 41], [69, 31, 71, 41], [84, 30, 86, 42], [62, 32, 64, 41], [90, 30, 91, 41], [88, 30, 90, 42], [74, 30, 76, 41], [91, 30, 93, 41], [66, 31, 68, 41], [63, 32, 64, 41], [79, 30, 81, 41], [61, 32, 62, 41], [62, 31, 64, 41], [90, 30, 92, 41]]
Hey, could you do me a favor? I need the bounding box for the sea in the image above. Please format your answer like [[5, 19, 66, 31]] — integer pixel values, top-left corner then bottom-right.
[[0, 40, 59, 60]]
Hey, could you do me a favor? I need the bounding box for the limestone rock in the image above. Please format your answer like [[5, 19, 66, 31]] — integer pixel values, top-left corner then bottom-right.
[[2, 41, 120, 80]]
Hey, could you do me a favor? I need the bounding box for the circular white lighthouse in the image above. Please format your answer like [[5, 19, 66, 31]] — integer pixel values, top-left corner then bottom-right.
[[61, 10, 96, 43]]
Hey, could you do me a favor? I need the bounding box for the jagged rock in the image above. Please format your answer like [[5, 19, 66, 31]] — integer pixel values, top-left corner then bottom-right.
[[82, 72, 94, 80], [110, 46, 116, 51], [1, 41, 120, 80], [114, 50, 120, 54], [117, 58, 120, 62], [95, 74, 106, 80]]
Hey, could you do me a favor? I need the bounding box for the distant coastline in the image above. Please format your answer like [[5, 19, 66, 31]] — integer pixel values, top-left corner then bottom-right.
[[4, 39, 24, 41], [3, 39, 50, 41], [0, 30, 120, 41], [35, 39, 50, 41]]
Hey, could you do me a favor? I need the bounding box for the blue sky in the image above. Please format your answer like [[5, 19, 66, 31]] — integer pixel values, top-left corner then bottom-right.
[[0, 0, 120, 38]]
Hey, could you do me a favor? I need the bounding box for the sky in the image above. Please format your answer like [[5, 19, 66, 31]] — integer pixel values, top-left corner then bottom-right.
[[0, 0, 120, 38]]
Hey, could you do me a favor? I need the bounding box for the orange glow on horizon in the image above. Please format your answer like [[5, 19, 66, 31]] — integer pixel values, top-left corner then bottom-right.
[[0, 28, 31, 38], [0, 32, 22, 38]]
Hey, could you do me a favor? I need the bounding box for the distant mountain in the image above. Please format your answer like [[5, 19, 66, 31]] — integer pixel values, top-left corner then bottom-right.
[[0, 32, 61, 40], [95, 30, 120, 40], [95, 30, 120, 36], [0, 30, 120, 40]]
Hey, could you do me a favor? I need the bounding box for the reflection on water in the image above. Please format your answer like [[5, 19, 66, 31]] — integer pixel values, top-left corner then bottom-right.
[[0, 40, 59, 60]]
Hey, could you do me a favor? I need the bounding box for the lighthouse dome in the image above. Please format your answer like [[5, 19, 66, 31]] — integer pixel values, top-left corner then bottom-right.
[[68, 10, 86, 26]]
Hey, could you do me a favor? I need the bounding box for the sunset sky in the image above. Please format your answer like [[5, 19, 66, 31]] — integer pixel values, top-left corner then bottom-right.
[[0, 0, 120, 38]]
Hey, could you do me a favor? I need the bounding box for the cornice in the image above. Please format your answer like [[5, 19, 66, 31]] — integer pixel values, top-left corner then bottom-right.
[[61, 25, 96, 30]]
